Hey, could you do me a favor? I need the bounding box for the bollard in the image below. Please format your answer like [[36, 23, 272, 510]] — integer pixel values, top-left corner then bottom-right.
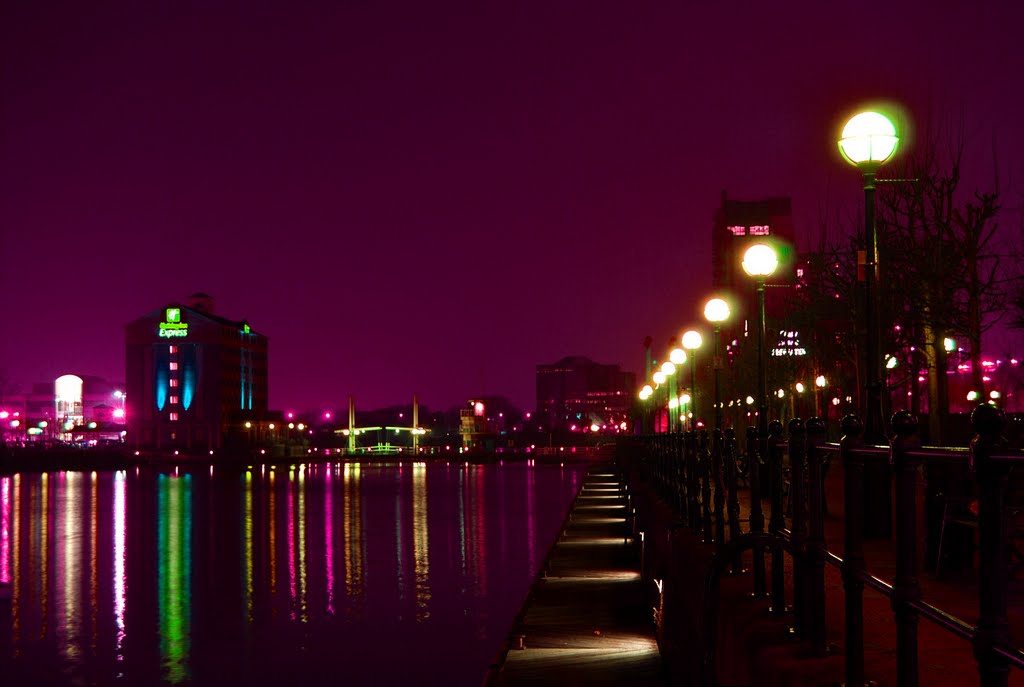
[[890, 410, 922, 687], [806, 416, 828, 657], [767, 420, 786, 614], [788, 418, 808, 638], [970, 404, 1012, 687], [840, 415, 867, 687]]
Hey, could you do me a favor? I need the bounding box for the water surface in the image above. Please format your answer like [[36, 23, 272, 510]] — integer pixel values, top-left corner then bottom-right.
[[0, 461, 585, 686]]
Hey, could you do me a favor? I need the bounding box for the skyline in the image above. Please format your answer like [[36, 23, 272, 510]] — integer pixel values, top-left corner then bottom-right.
[[3, 2, 1023, 412]]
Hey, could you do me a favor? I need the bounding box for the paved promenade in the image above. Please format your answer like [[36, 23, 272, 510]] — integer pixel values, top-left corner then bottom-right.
[[488, 466, 668, 686]]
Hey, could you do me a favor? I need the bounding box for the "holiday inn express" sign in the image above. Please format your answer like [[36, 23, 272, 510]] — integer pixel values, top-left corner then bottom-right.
[[159, 308, 189, 338]]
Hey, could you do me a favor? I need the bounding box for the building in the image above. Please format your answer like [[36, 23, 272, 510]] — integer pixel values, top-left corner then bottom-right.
[[536, 356, 635, 433], [711, 191, 796, 326], [125, 293, 268, 451], [1, 374, 126, 445]]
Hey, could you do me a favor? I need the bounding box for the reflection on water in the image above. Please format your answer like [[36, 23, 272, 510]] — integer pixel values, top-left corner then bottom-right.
[[0, 461, 583, 686]]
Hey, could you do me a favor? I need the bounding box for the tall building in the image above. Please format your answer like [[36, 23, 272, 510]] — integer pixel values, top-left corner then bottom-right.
[[536, 356, 635, 432], [125, 293, 268, 451], [711, 192, 796, 325]]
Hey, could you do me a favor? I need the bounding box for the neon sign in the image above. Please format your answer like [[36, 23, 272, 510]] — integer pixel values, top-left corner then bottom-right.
[[159, 308, 189, 338]]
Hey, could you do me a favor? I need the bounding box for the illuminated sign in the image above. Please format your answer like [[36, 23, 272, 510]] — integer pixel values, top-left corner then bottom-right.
[[159, 307, 189, 338], [771, 329, 807, 357]]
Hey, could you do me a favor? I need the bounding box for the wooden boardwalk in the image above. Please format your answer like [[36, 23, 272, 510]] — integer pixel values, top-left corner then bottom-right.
[[490, 466, 668, 686]]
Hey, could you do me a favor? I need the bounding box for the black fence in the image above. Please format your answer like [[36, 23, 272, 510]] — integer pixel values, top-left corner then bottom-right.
[[630, 405, 1024, 687]]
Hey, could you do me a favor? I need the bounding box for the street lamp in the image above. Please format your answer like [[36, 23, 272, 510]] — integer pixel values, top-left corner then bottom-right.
[[742, 242, 778, 435], [839, 110, 900, 443], [661, 361, 678, 433], [652, 370, 667, 432], [669, 348, 687, 433], [682, 330, 703, 430], [703, 298, 731, 430]]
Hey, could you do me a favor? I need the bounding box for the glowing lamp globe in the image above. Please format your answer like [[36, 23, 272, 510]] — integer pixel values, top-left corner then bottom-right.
[[838, 111, 899, 169], [682, 330, 703, 350], [703, 298, 730, 324], [653, 371, 666, 385], [641, 384, 653, 399], [742, 243, 778, 278], [669, 348, 687, 365], [661, 361, 676, 376]]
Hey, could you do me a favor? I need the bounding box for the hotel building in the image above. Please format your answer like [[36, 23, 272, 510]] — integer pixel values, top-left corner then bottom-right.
[[125, 293, 268, 451]]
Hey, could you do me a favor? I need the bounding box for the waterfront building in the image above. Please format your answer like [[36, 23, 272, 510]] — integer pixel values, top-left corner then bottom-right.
[[535, 356, 635, 433], [124, 293, 268, 451]]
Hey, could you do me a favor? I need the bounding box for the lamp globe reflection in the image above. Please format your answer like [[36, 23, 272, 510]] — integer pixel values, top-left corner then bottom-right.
[[838, 111, 899, 170], [741, 243, 779, 278]]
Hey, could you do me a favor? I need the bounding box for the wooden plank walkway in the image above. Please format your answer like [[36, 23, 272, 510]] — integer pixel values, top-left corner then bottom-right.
[[490, 466, 668, 686]]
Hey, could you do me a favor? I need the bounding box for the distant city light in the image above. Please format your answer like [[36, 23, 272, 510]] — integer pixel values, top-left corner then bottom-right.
[[967, 391, 979, 401]]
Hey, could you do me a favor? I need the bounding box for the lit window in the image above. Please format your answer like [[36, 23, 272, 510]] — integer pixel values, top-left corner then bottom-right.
[[170, 396, 179, 405], [169, 378, 178, 387], [169, 362, 178, 371], [169, 412, 178, 421], [796, 268, 804, 278], [727, 225, 746, 236], [749, 224, 770, 235], [169, 345, 178, 354]]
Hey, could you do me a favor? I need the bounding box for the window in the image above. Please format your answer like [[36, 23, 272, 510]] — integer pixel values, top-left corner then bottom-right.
[[749, 225, 770, 235], [170, 396, 179, 405], [727, 225, 746, 236], [169, 345, 178, 354], [169, 362, 178, 371], [169, 412, 178, 421], [169, 378, 178, 388]]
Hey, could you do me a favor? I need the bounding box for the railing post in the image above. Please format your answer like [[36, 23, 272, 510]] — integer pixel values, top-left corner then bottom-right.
[[725, 428, 745, 573], [970, 404, 1011, 687], [806, 416, 828, 657], [675, 430, 685, 517], [713, 428, 726, 553], [840, 415, 867, 687], [890, 410, 922, 687], [767, 420, 786, 614], [686, 430, 700, 535], [788, 418, 808, 637], [747, 424, 766, 597], [700, 429, 712, 544]]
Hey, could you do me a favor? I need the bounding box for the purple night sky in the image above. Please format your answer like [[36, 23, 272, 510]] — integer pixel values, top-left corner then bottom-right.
[[2, 2, 1023, 413]]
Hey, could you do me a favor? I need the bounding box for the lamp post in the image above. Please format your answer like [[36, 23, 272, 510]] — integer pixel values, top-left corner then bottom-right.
[[669, 348, 687, 432], [653, 370, 667, 432], [839, 110, 899, 444], [742, 243, 778, 440], [742, 242, 778, 596], [661, 361, 678, 434], [682, 330, 703, 430], [703, 298, 731, 430], [639, 384, 653, 434]]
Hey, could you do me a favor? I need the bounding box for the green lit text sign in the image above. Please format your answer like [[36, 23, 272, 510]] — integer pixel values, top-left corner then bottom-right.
[[159, 307, 189, 338]]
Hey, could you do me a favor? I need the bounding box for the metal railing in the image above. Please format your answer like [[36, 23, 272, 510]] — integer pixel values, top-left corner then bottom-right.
[[632, 405, 1024, 687]]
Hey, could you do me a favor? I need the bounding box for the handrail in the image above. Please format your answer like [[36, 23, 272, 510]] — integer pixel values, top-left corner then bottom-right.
[[631, 403, 1024, 687]]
